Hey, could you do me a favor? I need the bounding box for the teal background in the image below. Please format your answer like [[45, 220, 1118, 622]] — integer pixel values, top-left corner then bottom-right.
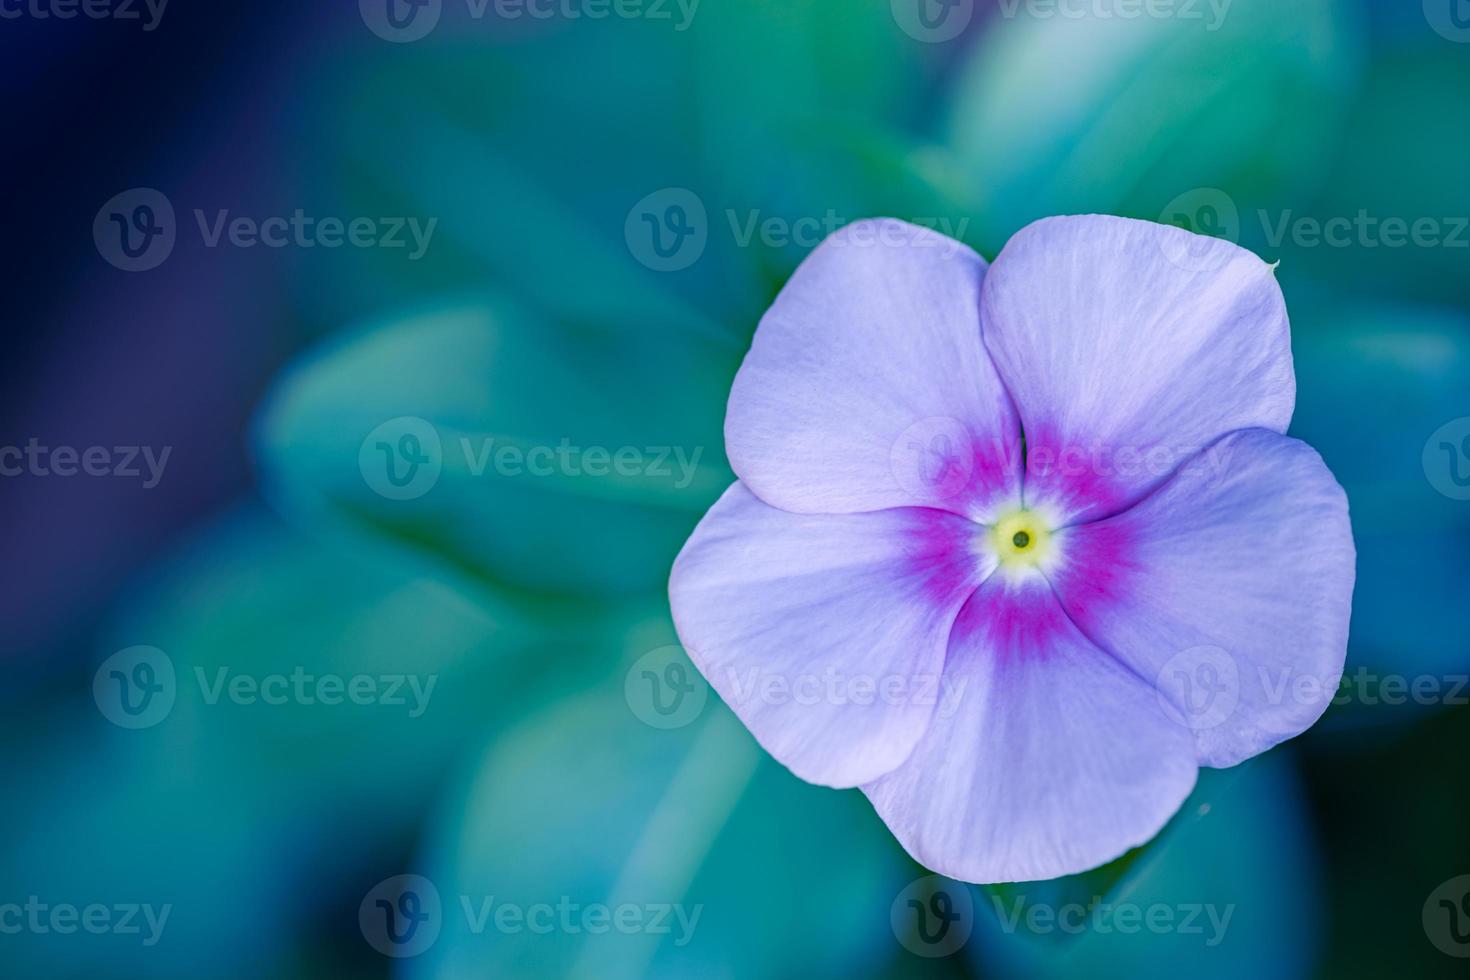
[[2, 1, 1469, 976]]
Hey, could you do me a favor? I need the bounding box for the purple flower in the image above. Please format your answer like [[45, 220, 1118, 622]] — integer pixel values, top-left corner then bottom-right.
[[669, 215, 1356, 883]]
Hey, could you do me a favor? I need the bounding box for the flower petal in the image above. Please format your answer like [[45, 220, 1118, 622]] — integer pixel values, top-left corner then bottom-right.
[[1049, 428, 1355, 768], [726, 218, 1022, 521], [669, 482, 990, 788], [863, 576, 1198, 883], [980, 214, 1295, 523]]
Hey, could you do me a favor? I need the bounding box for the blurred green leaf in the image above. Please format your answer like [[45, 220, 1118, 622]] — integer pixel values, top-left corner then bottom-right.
[[1277, 46, 1470, 304], [688, 0, 965, 280], [411, 688, 909, 979], [255, 299, 735, 598], [1289, 295, 1470, 713], [0, 704, 301, 978], [298, 4, 959, 337], [105, 504, 608, 800], [966, 755, 1321, 979], [943, 0, 1366, 253], [0, 506, 657, 975], [974, 762, 1256, 949]]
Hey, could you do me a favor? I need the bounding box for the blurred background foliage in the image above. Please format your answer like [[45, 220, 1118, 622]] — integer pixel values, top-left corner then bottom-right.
[[2, 0, 1468, 976]]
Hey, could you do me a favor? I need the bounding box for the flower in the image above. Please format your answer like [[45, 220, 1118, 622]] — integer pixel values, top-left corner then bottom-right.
[[668, 215, 1356, 883]]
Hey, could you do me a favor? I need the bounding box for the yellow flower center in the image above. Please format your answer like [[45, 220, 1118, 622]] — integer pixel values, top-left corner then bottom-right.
[[990, 509, 1053, 569]]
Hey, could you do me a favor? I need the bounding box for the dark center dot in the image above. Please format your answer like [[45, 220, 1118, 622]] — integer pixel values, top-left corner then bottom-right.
[[1012, 531, 1030, 549]]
